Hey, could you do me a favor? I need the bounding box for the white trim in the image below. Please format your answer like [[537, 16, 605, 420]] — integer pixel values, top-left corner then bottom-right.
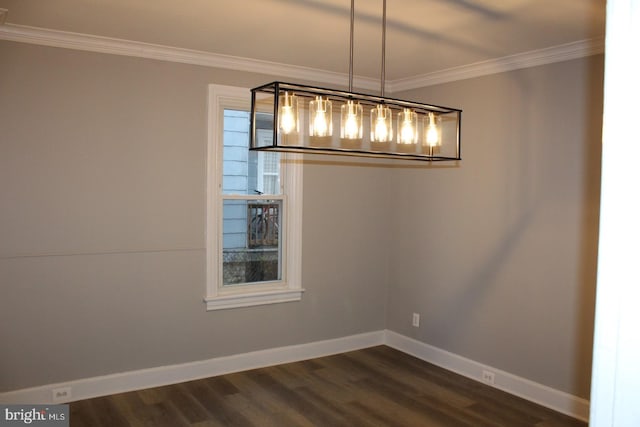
[[0, 331, 385, 405], [205, 85, 233, 307], [387, 38, 605, 92], [0, 330, 589, 422], [0, 24, 379, 91], [0, 23, 603, 91], [283, 152, 303, 303], [204, 288, 304, 310], [589, 1, 640, 425], [384, 330, 590, 422]]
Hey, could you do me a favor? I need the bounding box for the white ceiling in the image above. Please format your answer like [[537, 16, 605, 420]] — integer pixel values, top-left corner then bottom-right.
[[0, 0, 605, 81]]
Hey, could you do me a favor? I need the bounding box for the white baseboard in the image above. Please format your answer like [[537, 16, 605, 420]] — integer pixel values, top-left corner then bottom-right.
[[0, 330, 385, 405], [0, 329, 589, 422], [384, 330, 590, 422]]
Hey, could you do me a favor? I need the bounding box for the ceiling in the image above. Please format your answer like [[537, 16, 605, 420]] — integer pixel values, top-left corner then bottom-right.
[[0, 0, 605, 82]]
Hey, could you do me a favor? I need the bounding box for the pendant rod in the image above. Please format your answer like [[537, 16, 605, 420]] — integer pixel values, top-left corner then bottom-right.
[[380, 0, 386, 97], [348, 0, 355, 92]]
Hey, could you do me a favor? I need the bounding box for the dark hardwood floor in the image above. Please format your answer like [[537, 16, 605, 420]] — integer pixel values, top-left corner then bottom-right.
[[70, 346, 587, 426]]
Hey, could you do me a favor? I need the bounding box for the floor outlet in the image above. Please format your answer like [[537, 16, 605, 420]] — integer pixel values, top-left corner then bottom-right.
[[482, 370, 495, 385], [412, 313, 420, 327]]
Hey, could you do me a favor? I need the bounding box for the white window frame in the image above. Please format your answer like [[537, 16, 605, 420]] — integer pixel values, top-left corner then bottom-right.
[[205, 84, 303, 310]]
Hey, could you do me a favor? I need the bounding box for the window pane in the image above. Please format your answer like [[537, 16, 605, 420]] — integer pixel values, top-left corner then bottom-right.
[[223, 110, 281, 195], [222, 199, 282, 286], [259, 150, 280, 194]]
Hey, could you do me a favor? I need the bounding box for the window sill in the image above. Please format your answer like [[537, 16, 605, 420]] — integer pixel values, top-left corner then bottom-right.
[[204, 288, 304, 311]]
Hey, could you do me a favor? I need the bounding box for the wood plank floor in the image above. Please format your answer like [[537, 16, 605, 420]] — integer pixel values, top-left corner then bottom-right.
[[70, 346, 587, 427]]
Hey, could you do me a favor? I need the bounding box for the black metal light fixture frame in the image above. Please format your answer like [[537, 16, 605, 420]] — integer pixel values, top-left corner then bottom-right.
[[249, 0, 462, 162], [250, 81, 462, 161]]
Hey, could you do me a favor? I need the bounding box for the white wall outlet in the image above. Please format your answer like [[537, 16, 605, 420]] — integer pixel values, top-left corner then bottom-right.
[[52, 386, 72, 403], [482, 370, 495, 385], [412, 313, 420, 327]]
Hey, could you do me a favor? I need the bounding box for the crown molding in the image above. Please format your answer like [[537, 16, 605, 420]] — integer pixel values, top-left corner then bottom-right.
[[388, 38, 605, 92], [0, 23, 380, 91], [0, 23, 603, 92]]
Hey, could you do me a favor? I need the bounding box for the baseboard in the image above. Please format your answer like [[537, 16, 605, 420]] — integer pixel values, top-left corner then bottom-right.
[[384, 330, 590, 422], [0, 329, 590, 422], [0, 330, 385, 405]]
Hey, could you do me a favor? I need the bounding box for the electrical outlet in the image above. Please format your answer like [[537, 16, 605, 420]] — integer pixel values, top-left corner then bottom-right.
[[412, 313, 420, 327], [482, 370, 495, 385], [52, 386, 72, 403]]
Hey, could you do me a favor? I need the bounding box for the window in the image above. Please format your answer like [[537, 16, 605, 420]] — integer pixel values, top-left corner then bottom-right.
[[205, 85, 303, 310]]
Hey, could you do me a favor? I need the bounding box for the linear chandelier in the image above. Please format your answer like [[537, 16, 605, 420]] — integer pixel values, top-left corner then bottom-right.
[[249, 0, 462, 161]]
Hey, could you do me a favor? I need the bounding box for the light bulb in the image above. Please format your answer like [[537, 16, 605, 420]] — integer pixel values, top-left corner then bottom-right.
[[426, 125, 438, 146], [398, 108, 417, 144], [400, 120, 414, 142], [344, 114, 358, 138], [375, 116, 388, 141], [309, 96, 332, 137], [278, 92, 298, 135], [371, 104, 392, 143], [313, 110, 328, 136], [341, 100, 362, 140], [280, 105, 295, 134], [425, 113, 440, 147]]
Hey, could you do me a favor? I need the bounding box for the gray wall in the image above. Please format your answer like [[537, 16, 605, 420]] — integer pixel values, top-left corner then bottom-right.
[[0, 41, 390, 391], [0, 40, 603, 400], [388, 56, 603, 399]]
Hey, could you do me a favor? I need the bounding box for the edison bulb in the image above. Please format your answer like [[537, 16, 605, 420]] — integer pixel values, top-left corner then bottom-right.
[[344, 114, 359, 138], [340, 100, 362, 140], [313, 110, 328, 136], [280, 105, 295, 134], [398, 108, 417, 144], [309, 96, 332, 137], [374, 116, 388, 141], [401, 120, 414, 142], [426, 124, 439, 146], [278, 92, 298, 135], [371, 104, 392, 143], [425, 113, 440, 147]]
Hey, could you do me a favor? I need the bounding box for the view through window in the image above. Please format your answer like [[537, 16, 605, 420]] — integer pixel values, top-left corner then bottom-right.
[[221, 110, 282, 286]]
